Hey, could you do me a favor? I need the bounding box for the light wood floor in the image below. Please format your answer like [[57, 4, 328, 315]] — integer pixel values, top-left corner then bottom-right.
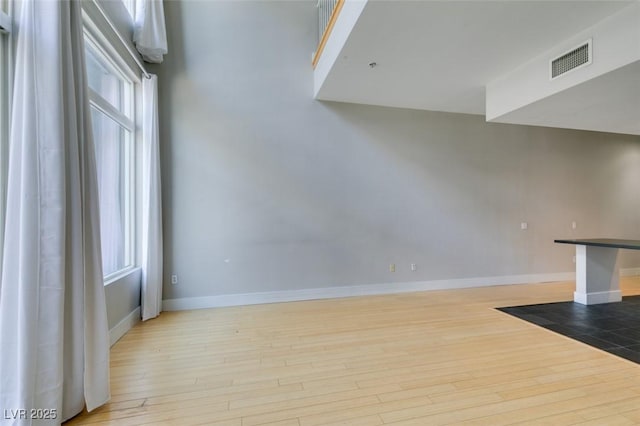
[[67, 278, 640, 425]]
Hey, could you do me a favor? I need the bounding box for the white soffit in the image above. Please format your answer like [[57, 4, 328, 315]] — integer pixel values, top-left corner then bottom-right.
[[489, 61, 640, 135], [314, 0, 636, 127], [486, 1, 640, 135]]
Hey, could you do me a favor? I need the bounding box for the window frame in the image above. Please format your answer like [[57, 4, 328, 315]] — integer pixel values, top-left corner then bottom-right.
[[83, 19, 142, 284]]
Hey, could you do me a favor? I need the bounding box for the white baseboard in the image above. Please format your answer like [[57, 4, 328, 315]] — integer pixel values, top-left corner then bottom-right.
[[162, 271, 585, 312], [109, 306, 141, 347]]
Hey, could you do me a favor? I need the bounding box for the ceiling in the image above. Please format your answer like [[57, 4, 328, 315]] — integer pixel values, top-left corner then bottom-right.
[[314, 0, 639, 135]]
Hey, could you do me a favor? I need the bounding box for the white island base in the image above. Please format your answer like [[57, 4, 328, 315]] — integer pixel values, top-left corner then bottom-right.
[[555, 239, 640, 305], [574, 244, 621, 305]]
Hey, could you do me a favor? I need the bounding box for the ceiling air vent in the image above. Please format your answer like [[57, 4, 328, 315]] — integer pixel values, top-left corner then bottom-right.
[[550, 40, 592, 79]]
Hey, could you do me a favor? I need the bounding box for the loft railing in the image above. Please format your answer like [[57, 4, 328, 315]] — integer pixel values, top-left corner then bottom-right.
[[313, 0, 344, 68], [318, 0, 338, 42]]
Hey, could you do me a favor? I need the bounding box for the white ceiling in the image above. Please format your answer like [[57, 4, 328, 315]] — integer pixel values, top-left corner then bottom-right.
[[315, 0, 639, 134]]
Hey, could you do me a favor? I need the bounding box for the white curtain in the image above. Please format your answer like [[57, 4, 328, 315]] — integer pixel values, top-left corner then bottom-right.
[[0, 0, 110, 423], [141, 75, 163, 321], [133, 0, 168, 63]]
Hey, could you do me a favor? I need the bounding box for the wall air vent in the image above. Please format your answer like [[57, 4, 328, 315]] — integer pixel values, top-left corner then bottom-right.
[[550, 40, 592, 79]]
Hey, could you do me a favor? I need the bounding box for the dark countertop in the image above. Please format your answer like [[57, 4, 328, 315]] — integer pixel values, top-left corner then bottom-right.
[[554, 239, 640, 250]]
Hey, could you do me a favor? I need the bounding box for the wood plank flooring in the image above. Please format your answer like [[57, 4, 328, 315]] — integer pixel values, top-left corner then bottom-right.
[[66, 278, 640, 425]]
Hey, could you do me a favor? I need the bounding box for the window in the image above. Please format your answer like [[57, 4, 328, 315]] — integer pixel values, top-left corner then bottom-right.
[[84, 36, 136, 279]]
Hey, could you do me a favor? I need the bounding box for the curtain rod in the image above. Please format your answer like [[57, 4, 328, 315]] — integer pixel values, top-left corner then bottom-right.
[[93, 1, 151, 79]]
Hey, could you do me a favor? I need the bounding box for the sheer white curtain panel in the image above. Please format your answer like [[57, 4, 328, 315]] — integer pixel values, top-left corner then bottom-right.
[[0, 0, 110, 422], [133, 0, 168, 63], [141, 74, 163, 321]]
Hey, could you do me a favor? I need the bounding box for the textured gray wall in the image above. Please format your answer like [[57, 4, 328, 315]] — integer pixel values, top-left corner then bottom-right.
[[155, 0, 640, 300]]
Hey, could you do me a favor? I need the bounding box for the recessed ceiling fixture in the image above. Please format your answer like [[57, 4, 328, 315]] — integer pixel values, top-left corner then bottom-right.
[[368, 62, 377, 68]]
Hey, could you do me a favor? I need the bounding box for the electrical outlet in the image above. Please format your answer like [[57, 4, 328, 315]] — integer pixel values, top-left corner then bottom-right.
[[389, 264, 396, 273], [572, 221, 577, 230], [411, 263, 417, 271], [171, 274, 178, 285], [521, 222, 528, 230]]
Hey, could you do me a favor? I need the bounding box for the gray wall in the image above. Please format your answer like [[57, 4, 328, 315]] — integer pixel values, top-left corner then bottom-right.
[[155, 0, 640, 300], [105, 269, 140, 330]]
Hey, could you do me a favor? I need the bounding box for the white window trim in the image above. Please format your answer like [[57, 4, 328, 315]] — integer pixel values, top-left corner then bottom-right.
[[89, 88, 135, 132], [83, 9, 142, 85]]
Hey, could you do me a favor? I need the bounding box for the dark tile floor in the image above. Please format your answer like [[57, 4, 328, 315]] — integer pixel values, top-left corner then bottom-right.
[[497, 295, 640, 364]]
